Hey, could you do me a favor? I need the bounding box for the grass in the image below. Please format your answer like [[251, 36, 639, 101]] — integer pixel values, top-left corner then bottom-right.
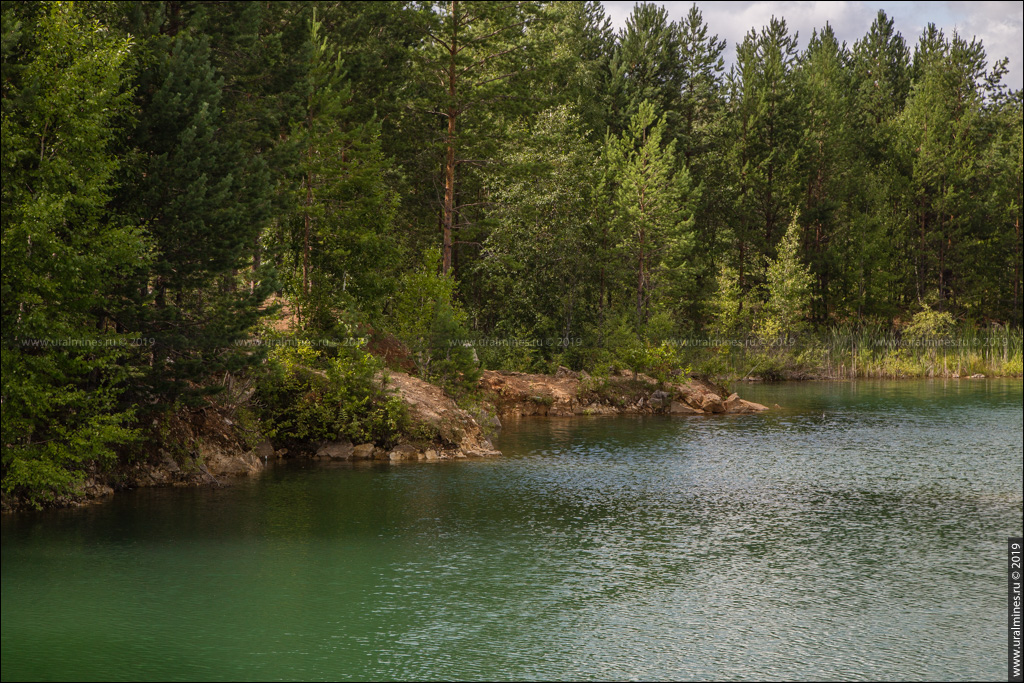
[[686, 325, 1023, 380]]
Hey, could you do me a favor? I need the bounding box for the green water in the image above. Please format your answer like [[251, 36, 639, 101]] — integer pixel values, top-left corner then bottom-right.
[[2, 380, 1021, 681]]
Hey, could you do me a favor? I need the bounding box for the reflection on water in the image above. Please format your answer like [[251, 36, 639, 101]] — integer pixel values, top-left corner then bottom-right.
[[2, 380, 1021, 681]]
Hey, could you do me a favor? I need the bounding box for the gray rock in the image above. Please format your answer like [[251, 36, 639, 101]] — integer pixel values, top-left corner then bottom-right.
[[650, 390, 670, 409], [555, 365, 576, 378], [316, 440, 354, 460], [352, 443, 375, 460], [388, 443, 421, 461]]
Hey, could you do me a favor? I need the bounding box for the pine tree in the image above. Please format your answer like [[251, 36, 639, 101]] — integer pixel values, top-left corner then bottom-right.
[[900, 25, 993, 312], [675, 4, 727, 329], [726, 17, 801, 294], [608, 3, 684, 141], [605, 101, 694, 331], [794, 24, 855, 321], [530, 1, 615, 140], [758, 212, 813, 339], [848, 10, 912, 319], [675, 4, 726, 167], [412, 0, 541, 276]]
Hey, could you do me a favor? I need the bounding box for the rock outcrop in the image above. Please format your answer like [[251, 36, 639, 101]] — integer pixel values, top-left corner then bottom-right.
[[50, 367, 766, 510], [477, 369, 768, 419], [383, 371, 501, 460]]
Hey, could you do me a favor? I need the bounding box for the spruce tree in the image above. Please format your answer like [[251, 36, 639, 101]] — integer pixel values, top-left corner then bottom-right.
[[288, 9, 398, 332], [112, 1, 272, 407], [1, 2, 146, 503]]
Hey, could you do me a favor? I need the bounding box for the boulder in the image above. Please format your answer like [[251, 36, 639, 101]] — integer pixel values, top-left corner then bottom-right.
[[160, 454, 181, 474], [352, 443, 375, 460], [81, 477, 114, 498], [670, 400, 703, 415], [388, 370, 500, 459], [388, 443, 421, 461], [316, 440, 354, 461], [723, 397, 769, 413], [700, 395, 725, 414], [201, 444, 262, 477], [555, 365, 576, 378]]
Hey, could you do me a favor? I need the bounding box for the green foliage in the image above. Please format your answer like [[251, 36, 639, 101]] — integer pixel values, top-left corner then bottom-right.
[[1, 2, 144, 506], [609, 3, 684, 140], [604, 100, 695, 329], [478, 106, 602, 365], [904, 305, 955, 340], [110, 1, 274, 408], [757, 212, 814, 340], [726, 16, 801, 290], [390, 250, 479, 394], [3, 1, 1024, 507], [286, 10, 399, 331], [255, 341, 405, 448], [710, 263, 757, 337]]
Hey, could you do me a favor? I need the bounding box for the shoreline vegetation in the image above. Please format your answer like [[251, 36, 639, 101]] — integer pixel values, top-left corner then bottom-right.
[[685, 325, 1024, 381], [5, 332, 1019, 512], [2, 2, 1021, 509]]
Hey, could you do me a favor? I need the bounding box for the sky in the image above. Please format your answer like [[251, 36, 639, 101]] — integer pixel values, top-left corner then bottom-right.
[[601, 1, 1024, 90]]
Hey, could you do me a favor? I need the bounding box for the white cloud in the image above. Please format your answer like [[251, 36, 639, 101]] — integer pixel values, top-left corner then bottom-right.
[[602, 1, 1023, 89]]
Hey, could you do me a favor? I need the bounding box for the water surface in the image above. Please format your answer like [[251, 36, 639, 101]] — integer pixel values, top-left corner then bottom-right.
[[2, 380, 1021, 681]]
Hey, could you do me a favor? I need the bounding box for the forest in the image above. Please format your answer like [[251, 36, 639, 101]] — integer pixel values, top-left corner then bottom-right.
[[2, 1, 1022, 505]]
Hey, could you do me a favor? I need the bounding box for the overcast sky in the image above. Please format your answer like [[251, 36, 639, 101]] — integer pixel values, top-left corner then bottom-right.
[[602, 1, 1023, 91]]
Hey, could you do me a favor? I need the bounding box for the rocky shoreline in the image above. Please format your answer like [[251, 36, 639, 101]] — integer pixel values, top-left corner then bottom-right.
[[479, 368, 769, 418], [51, 369, 769, 509]]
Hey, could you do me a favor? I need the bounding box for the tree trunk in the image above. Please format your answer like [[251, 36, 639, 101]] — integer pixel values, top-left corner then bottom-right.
[[442, 0, 459, 275]]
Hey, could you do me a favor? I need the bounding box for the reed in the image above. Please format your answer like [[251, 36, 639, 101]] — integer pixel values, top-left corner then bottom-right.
[[687, 325, 1023, 380]]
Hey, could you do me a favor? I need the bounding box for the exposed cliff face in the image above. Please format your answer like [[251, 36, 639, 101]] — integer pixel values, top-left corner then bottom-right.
[[477, 368, 769, 419]]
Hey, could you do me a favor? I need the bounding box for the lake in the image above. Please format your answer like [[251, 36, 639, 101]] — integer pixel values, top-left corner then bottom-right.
[[2, 380, 1021, 681]]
